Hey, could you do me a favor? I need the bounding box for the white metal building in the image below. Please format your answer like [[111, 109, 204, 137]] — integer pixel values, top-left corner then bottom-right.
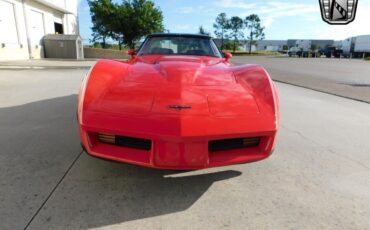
[[0, 0, 79, 60], [255, 40, 287, 51]]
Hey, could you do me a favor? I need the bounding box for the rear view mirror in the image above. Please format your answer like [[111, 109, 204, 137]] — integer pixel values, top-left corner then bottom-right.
[[128, 49, 136, 57], [223, 51, 232, 61]]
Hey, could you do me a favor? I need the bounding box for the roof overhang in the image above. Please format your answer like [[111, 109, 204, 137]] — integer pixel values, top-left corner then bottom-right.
[[33, 0, 72, 14]]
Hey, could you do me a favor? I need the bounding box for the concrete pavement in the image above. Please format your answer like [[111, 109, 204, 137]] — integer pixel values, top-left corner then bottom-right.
[[0, 68, 85, 230], [0, 60, 370, 229], [0, 59, 96, 69], [24, 83, 370, 230], [233, 56, 370, 103]]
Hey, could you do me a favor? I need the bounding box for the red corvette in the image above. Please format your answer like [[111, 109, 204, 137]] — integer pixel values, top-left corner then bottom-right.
[[78, 33, 279, 170]]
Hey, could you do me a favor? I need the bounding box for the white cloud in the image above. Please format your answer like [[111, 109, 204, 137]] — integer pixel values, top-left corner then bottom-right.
[[214, 1, 318, 29], [216, 0, 257, 9], [214, 0, 370, 38], [173, 24, 192, 31], [176, 7, 194, 14], [175, 6, 215, 15], [263, 17, 274, 28], [254, 2, 318, 28], [169, 0, 370, 39]]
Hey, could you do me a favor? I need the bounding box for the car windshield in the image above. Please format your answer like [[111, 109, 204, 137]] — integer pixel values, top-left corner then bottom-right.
[[138, 36, 222, 57]]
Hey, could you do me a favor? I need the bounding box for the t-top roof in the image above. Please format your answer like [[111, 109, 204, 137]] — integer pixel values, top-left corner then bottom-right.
[[147, 33, 212, 39]]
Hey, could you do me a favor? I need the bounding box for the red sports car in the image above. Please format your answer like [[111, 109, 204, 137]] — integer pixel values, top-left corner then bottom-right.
[[78, 33, 279, 170]]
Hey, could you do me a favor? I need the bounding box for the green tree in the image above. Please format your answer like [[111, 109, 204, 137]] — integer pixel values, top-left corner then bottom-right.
[[113, 0, 164, 49], [88, 0, 164, 49], [244, 14, 265, 54], [223, 41, 240, 51], [198, 26, 210, 35], [88, 0, 115, 48], [213, 13, 229, 49], [228, 16, 244, 53]]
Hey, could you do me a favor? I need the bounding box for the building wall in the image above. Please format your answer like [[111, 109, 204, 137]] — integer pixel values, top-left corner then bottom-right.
[[0, 0, 79, 61], [0, 0, 29, 60], [214, 38, 287, 52], [256, 40, 287, 51], [311, 40, 334, 49]]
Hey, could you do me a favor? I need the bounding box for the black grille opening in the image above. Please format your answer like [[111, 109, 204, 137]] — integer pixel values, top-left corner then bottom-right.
[[209, 137, 260, 152], [98, 133, 151, 150]]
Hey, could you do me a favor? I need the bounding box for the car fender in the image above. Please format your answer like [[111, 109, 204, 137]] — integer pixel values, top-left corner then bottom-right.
[[232, 64, 279, 129], [78, 59, 129, 125]]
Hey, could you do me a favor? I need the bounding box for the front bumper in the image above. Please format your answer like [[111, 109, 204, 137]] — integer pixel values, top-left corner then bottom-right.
[[79, 111, 277, 170]]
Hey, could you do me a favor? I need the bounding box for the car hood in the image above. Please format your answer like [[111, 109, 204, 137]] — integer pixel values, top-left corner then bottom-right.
[[124, 55, 235, 86], [88, 56, 260, 116]]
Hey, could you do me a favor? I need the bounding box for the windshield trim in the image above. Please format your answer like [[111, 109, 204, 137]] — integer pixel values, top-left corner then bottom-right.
[[137, 36, 222, 58]]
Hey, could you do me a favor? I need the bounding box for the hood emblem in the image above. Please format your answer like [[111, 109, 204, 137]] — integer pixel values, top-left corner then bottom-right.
[[168, 105, 192, 110]]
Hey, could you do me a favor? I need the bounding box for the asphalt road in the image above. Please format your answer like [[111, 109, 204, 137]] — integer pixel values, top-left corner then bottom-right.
[[0, 58, 369, 230], [233, 56, 370, 103]]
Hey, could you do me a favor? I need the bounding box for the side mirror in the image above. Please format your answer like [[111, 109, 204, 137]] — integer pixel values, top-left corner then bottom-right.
[[128, 49, 136, 57], [223, 51, 232, 61]]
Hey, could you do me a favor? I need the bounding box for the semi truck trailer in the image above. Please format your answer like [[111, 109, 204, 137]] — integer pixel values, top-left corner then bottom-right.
[[342, 35, 370, 58]]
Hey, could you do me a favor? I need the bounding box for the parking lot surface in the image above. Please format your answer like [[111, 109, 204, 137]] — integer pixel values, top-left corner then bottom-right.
[[0, 58, 369, 229], [233, 56, 370, 103]]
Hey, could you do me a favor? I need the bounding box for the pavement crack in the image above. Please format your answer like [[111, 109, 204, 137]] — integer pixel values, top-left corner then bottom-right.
[[282, 124, 370, 171], [23, 149, 84, 230]]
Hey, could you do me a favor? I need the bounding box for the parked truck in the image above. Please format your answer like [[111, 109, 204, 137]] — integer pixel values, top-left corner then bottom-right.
[[354, 35, 370, 58], [288, 40, 311, 57], [341, 37, 354, 58], [318, 46, 343, 58], [342, 35, 370, 58]]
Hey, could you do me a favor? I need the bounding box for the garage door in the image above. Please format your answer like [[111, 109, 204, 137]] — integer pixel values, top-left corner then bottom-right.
[[0, 0, 18, 44], [29, 10, 45, 46]]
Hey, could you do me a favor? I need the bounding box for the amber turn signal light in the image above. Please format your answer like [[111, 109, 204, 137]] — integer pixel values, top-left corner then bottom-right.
[[98, 133, 116, 144]]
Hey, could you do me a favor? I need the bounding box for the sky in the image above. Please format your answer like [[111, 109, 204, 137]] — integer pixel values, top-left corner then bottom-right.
[[78, 0, 370, 44]]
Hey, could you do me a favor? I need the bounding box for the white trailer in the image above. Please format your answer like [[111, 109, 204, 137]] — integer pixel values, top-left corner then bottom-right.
[[342, 35, 370, 58], [290, 40, 311, 57], [341, 37, 354, 57], [354, 35, 370, 53], [295, 40, 311, 52]]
